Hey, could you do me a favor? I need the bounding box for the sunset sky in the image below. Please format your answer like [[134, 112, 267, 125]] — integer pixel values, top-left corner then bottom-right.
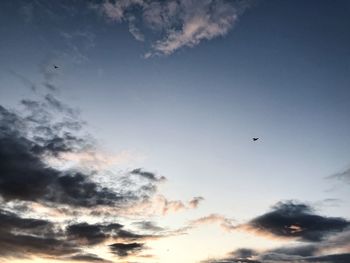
[[0, 1, 350, 263]]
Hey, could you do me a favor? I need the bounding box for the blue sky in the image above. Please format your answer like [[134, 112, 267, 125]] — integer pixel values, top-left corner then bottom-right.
[[0, 1, 350, 262]]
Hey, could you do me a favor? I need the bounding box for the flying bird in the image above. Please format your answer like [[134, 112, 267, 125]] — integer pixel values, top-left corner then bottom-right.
[[53, 65, 59, 69], [252, 138, 259, 141]]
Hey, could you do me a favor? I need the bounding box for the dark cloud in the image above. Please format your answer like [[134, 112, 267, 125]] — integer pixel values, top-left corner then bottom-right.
[[0, 64, 201, 261], [0, 99, 186, 260], [0, 126, 123, 206], [0, 208, 156, 261], [53, 173, 125, 207], [259, 250, 350, 263], [305, 253, 350, 262], [0, 233, 79, 258], [66, 221, 158, 247], [0, 103, 153, 207], [109, 242, 145, 257], [205, 201, 350, 263], [205, 246, 350, 263], [133, 221, 165, 232], [0, 105, 25, 136], [130, 168, 166, 182], [230, 249, 258, 259], [0, 128, 59, 201], [268, 245, 317, 258], [0, 208, 78, 258], [31, 133, 85, 157], [247, 201, 350, 242], [117, 229, 157, 240], [207, 248, 261, 263], [205, 258, 261, 263], [67, 222, 122, 245], [0, 209, 53, 234]]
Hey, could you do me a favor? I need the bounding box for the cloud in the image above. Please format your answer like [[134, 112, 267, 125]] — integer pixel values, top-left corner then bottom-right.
[[120, 194, 204, 216], [68, 253, 112, 262], [98, 0, 251, 56], [190, 213, 236, 232], [204, 241, 350, 263], [188, 196, 205, 209], [0, 115, 123, 207], [0, 207, 158, 261], [151, 0, 241, 56], [328, 168, 350, 184], [130, 168, 166, 182], [304, 253, 350, 262], [0, 208, 79, 258], [203, 248, 261, 263], [160, 197, 186, 214], [160, 195, 205, 215], [66, 221, 159, 246], [245, 201, 350, 242], [204, 256, 261, 263], [66, 222, 122, 245], [21, 96, 83, 137], [0, 99, 164, 207], [0, 209, 53, 235], [203, 201, 350, 263], [99, 0, 143, 22], [269, 245, 318, 258], [133, 221, 165, 232], [109, 242, 145, 257], [205, 248, 350, 263], [0, 89, 202, 261], [44, 94, 79, 117], [127, 15, 145, 41], [0, 200, 171, 260], [49, 150, 134, 171], [230, 248, 258, 259]]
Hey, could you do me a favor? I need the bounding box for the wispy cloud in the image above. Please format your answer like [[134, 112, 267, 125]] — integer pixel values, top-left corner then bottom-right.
[[328, 167, 350, 184], [190, 213, 236, 232], [120, 194, 204, 216], [97, 0, 251, 56]]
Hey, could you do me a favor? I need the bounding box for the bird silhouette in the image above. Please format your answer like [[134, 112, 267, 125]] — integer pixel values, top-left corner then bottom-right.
[[54, 65, 59, 69], [252, 138, 259, 141]]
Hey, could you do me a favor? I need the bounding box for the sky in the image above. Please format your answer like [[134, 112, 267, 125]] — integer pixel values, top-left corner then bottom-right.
[[0, 0, 350, 262]]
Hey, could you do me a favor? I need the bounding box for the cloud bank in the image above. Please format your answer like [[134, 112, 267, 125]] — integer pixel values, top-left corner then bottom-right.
[[0, 90, 202, 261]]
